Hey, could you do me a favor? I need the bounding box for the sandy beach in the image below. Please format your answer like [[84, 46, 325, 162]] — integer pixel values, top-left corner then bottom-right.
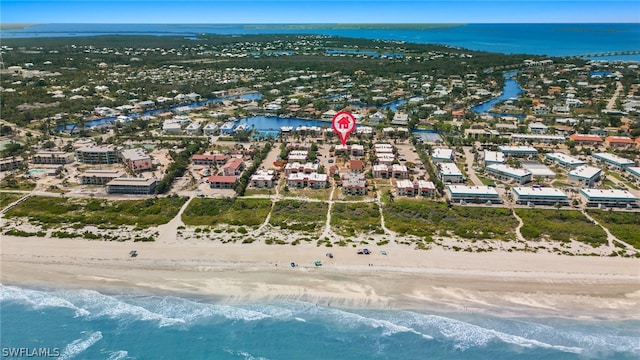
[[2, 233, 639, 320]]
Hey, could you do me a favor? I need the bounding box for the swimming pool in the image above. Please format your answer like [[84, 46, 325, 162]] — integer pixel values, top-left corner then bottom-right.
[[27, 169, 47, 177]]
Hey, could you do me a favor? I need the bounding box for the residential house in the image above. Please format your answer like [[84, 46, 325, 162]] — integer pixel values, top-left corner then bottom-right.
[[185, 122, 201, 135], [202, 123, 219, 136], [222, 158, 245, 176], [391, 112, 409, 126]]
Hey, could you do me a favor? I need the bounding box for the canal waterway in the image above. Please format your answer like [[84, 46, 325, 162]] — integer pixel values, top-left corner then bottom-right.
[[470, 71, 524, 117]]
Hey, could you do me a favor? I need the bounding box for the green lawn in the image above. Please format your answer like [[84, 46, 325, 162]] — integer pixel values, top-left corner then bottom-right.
[[331, 202, 382, 236], [269, 199, 328, 232], [182, 197, 272, 227], [587, 210, 640, 249], [384, 200, 517, 240], [4, 195, 187, 227], [516, 208, 607, 246]]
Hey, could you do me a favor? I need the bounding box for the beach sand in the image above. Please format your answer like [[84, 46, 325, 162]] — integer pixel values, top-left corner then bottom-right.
[[1, 234, 639, 320]]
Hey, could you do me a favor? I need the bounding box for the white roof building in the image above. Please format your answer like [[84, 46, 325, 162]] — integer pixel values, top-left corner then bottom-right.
[[484, 151, 505, 165], [446, 185, 501, 204], [568, 165, 602, 187], [486, 164, 533, 185], [580, 189, 639, 208], [512, 186, 569, 206], [431, 148, 454, 162], [592, 153, 635, 169], [545, 152, 585, 168]]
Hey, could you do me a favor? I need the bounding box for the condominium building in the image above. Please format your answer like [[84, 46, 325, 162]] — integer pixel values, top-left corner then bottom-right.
[[579, 189, 638, 208], [106, 177, 157, 195], [568, 166, 602, 187], [512, 187, 569, 206], [446, 185, 501, 204], [78, 169, 126, 185], [544, 152, 585, 169], [120, 148, 152, 172], [438, 162, 464, 183], [31, 151, 74, 165], [486, 164, 532, 185], [592, 153, 635, 170], [75, 146, 119, 164]]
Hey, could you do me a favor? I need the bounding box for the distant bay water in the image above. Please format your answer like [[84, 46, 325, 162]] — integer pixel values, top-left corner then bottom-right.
[[2, 23, 640, 59]]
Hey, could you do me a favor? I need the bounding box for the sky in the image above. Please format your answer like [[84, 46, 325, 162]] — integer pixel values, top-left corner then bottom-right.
[[1, 1, 639, 24]]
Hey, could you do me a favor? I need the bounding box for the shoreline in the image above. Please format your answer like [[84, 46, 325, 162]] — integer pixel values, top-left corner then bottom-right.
[[2, 235, 638, 321]]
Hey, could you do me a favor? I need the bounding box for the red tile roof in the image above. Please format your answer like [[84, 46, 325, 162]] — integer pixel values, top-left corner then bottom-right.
[[222, 157, 244, 170], [570, 134, 603, 142], [605, 136, 634, 144], [349, 160, 364, 171], [208, 175, 237, 183]]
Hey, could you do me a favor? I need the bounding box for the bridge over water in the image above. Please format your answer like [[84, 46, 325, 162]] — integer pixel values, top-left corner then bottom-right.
[[574, 50, 640, 59]]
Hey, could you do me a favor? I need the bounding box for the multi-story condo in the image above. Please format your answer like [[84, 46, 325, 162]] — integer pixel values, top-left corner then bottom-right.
[[75, 146, 119, 164]]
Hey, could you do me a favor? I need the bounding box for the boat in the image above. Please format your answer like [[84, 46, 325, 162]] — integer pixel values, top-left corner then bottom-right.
[[280, 126, 293, 133]]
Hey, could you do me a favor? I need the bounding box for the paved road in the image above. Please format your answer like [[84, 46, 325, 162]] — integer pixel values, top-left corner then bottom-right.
[[463, 146, 483, 186]]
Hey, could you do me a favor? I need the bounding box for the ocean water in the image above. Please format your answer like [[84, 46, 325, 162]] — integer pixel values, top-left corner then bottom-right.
[[1, 285, 639, 360], [2, 23, 640, 59]]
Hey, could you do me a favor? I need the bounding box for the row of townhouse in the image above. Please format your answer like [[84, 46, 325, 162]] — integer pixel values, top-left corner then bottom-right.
[[341, 172, 367, 196], [334, 144, 365, 157], [395, 180, 436, 197], [287, 172, 328, 189], [191, 153, 230, 167], [0, 156, 24, 171], [372, 164, 409, 179], [570, 134, 640, 149], [284, 162, 318, 175]]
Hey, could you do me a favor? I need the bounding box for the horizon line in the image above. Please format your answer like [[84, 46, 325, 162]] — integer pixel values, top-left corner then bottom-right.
[[3, 22, 640, 25]]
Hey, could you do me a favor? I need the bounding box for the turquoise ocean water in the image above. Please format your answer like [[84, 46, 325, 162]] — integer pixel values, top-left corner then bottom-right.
[[1, 285, 639, 359], [2, 24, 640, 359]]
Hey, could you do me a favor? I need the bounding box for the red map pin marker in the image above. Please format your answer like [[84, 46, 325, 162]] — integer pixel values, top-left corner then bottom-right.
[[331, 111, 356, 146]]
